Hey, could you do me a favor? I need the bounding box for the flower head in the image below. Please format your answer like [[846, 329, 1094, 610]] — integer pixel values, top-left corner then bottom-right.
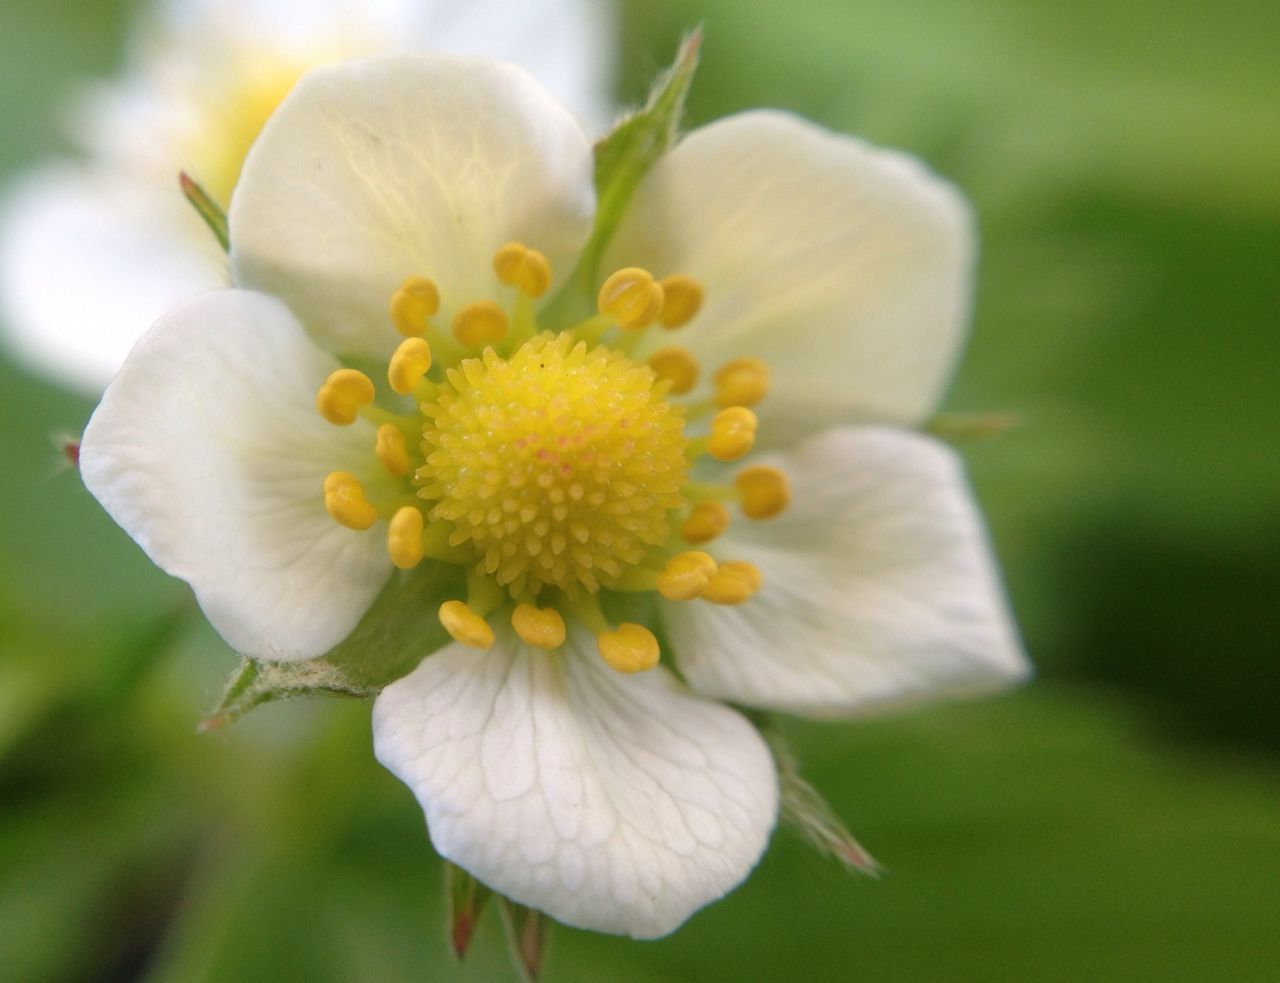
[[79, 52, 1027, 937], [0, 0, 614, 389]]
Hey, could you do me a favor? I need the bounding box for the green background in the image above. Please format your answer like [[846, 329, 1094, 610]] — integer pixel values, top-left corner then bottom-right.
[[2, 0, 1278, 980]]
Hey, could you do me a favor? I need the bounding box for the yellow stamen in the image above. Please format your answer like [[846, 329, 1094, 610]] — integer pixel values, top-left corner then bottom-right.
[[386, 506, 426, 569], [598, 267, 665, 331], [596, 622, 660, 673], [390, 276, 440, 337], [714, 356, 770, 408], [316, 369, 375, 426], [388, 337, 433, 395], [375, 423, 412, 477], [701, 560, 763, 605], [657, 274, 703, 329], [647, 346, 699, 395], [707, 406, 758, 461], [736, 465, 790, 519], [439, 599, 495, 649], [493, 242, 552, 298], [511, 603, 567, 649], [323, 471, 378, 530], [453, 301, 509, 347], [655, 551, 718, 601], [681, 501, 730, 544]]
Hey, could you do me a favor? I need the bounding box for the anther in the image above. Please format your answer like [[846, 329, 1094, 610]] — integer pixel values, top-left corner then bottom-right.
[[316, 368, 375, 425], [388, 337, 433, 394], [323, 471, 378, 530], [375, 424, 411, 476], [493, 242, 553, 298], [681, 501, 730, 544], [387, 506, 426, 569], [657, 274, 703, 329], [708, 406, 758, 461], [596, 622, 660, 673], [736, 465, 790, 519], [655, 551, 718, 601], [647, 346, 699, 395], [598, 267, 665, 331], [700, 561, 763, 605], [453, 301, 509, 347], [714, 356, 770, 408], [390, 276, 440, 337], [511, 603, 567, 649], [439, 599, 496, 649]]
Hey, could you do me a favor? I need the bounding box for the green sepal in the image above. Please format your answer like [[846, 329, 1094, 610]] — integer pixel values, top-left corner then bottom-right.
[[756, 716, 881, 876], [497, 897, 552, 983], [544, 30, 703, 322], [444, 861, 492, 960], [199, 657, 372, 732], [925, 410, 1020, 444], [178, 171, 229, 252]]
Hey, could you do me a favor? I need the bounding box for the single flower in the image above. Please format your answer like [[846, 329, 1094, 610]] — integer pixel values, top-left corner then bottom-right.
[[79, 52, 1028, 938], [0, 0, 614, 390]]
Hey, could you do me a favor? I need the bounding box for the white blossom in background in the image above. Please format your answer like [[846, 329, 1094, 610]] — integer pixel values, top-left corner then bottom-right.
[[78, 52, 1028, 937], [0, 0, 614, 391]]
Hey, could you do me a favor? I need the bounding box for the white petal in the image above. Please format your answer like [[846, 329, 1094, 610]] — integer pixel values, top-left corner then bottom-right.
[[80, 289, 390, 661], [664, 427, 1029, 717], [230, 53, 595, 360], [604, 111, 975, 444], [373, 626, 778, 938], [0, 167, 224, 391]]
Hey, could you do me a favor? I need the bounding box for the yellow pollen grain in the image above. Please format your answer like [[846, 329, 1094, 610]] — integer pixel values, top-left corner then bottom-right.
[[511, 603, 567, 649], [655, 551, 718, 601], [387, 506, 426, 569], [598, 267, 665, 331], [493, 242, 553, 298], [596, 622, 660, 673], [708, 406, 758, 461], [714, 356, 770, 408], [417, 333, 688, 599], [647, 346, 699, 395], [681, 501, 730, 544], [657, 274, 703, 329], [323, 471, 378, 530], [439, 599, 495, 649], [736, 465, 790, 519], [316, 369, 375, 425], [375, 424, 412, 476], [453, 300, 509, 347], [388, 337, 433, 395], [390, 276, 440, 337], [701, 560, 763, 605]]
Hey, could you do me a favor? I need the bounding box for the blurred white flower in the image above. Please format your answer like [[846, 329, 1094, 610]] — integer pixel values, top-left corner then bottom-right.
[[0, 0, 614, 390], [79, 52, 1027, 937]]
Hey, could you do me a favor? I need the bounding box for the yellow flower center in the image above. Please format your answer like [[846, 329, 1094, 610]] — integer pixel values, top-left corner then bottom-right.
[[316, 243, 788, 672], [418, 334, 687, 598]]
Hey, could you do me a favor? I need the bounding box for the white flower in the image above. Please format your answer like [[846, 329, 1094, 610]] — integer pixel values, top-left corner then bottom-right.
[[0, 0, 614, 391], [79, 53, 1028, 938]]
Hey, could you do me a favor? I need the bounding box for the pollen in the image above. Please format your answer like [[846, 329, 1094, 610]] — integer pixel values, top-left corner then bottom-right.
[[417, 333, 688, 598], [708, 406, 758, 461], [387, 506, 426, 569], [323, 471, 377, 530], [657, 274, 703, 329], [453, 301, 509, 347], [390, 276, 440, 337], [714, 356, 770, 408], [511, 603, 567, 649], [647, 346, 699, 395], [598, 267, 665, 331], [493, 242, 553, 298], [316, 369, 375, 425], [596, 622, 660, 673], [375, 424, 412, 476], [701, 560, 763, 605], [439, 599, 495, 649], [388, 337, 432, 395], [655, 551, 718, 601], [681, 501, 730, 544], [736, 465, 790, 519]]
